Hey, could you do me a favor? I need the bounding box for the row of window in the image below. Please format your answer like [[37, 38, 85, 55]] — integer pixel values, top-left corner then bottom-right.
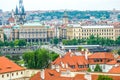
[[70, 65, 89, 69], [1, 71, 23, 78], [82, 29, 114, 32]]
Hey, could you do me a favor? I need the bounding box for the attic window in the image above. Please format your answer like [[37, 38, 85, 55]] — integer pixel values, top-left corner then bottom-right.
[[6, 67, 11, 69], [71, 65, 75, 69], [117, 60, 120, 63], [49, 73, 54, 76], [0, 68, 2, 70]]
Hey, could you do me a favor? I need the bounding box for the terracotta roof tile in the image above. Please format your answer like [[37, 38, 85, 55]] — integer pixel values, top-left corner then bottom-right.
[[30, 72, 41, 80], [106, 59, 117, 65], [89, 52, 114, 59], [0, 56, 25, 74], [109, 65, 120, 74], [52, 52, 88, 71]]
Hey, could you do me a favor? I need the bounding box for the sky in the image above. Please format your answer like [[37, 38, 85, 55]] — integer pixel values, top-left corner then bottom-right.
[[0, 0, 120, 11]]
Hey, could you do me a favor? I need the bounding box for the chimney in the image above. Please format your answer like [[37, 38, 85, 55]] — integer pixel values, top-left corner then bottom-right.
[[69, 49, 71, 52], [41, 69, 45, 80], [84, 72, 91, 80], [59, 54, 62, 58], [82, 48, 84, 51], [85, 49, 88, 60]]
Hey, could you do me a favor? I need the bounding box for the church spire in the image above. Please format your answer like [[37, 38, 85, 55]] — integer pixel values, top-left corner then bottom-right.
[[15, 6, 19, 15], [22, 6, 25, 15]]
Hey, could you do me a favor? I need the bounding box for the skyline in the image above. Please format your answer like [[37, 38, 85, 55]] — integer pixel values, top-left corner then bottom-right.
[[0, 0, 120, 11]]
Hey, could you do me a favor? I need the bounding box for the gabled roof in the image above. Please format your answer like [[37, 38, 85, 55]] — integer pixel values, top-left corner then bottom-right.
[[106, 59, 117, 65], [117, 56, 120, 60], [52, 52, 88, 71], [30, 69, 86, 80], [109, 65, 120, 74], [30, 72, 41, 80], [0, 56, 25, 74], [88, 52, 114, 59]]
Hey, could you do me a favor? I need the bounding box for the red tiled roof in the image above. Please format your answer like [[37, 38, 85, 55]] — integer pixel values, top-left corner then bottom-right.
[[8, 17, 15, 23], [106, 59, 117, 65], [30, 72, 41, 80], [52, 52, 88, 71], [2, 25, 12, 28], [0, 56, 25, 74], [117, 56, 120, 59], [73, 74, 86, 80], [30, 69, 86, 80], [109, 65, 120, 74], [88, 52, 114, 59]]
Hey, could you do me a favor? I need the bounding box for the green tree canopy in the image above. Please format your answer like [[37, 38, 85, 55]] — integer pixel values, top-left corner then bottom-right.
[[53, 37, 59, 45], [23, 49, 59, 69], [0, 40, 4, 47], [97, 75, 113, 80], [87, 68, 92, 72], [94, 64, 102, 72], [18, 39, 27, 46], [117, 49, 120, 55], [14, 39, 19, 46], [116, 36, 120, 45]]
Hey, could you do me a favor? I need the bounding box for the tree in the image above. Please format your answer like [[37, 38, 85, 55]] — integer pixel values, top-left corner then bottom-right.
[[23, 49, 50, 69], [14, 39, 19, 46], [97, 75, 113, 80], [87, 68, 92, 72], [0, 40, 4, 47], [4, 34, 7, 41], [117, 49, 120, 55], [94, 64, 102, 72], [77, 46, 83, 51], [4, 41, 9, 46], [9, 41, 14, 47], [87, 35, 96, 45], [18, 39, 27, 46], [116, 36, 120, 45], [53, 37, 59, 45], [49, 51, 59, 61]]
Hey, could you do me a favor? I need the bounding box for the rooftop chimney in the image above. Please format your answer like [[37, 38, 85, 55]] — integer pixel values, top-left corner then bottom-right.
[[41, 69, 45, 80]]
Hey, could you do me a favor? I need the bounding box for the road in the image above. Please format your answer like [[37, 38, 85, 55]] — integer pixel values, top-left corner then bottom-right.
[[41, 45, 65, 55]]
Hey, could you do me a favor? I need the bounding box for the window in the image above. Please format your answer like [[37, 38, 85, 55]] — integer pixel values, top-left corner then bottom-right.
[[71, 65, 75, 69], [21, 72, 23, 74], [12, 73, 14, 76], [78, 65, 83, 68], [2, 75, 4, 78], [7, 74, 9, 77], [16, 72, 18, 75]]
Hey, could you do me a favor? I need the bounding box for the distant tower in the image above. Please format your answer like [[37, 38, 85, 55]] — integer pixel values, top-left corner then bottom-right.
[[19, 0, 23, 13], [14, 0, 26, 24], [63, 11, 68, 25]]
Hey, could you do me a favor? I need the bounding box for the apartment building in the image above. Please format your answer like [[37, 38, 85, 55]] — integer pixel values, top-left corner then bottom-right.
[[19, 23, 48, 43], [0, 28, 4, 41], [66, 24, 120, 40]]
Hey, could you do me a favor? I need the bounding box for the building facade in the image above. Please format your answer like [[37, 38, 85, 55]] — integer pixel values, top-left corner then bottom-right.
[[0, 28, 4, 41], [66, 24, 120, 40], [19, 23, 48, 43]]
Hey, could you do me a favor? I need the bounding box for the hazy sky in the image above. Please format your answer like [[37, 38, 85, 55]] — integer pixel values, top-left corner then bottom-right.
[[0, 0, 120, 11]]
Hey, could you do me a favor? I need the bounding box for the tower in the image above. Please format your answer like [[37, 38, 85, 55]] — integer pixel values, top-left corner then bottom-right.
[[19, 0, 23, 14], [14, 0, 26, 24], [63, 11, 68, 25]]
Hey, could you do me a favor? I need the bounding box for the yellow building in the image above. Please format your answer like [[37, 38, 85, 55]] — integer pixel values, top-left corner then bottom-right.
[[66, 24, 119, 40], [19, 23, 56, 43], [19, 23, 47, 43], [0, 28, 4, 42]]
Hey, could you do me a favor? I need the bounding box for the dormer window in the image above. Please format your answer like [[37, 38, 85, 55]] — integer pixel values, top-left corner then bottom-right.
[[78, 65, 84, 68], [117, 60, 120, 63], [71, 65, 75, 69]]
